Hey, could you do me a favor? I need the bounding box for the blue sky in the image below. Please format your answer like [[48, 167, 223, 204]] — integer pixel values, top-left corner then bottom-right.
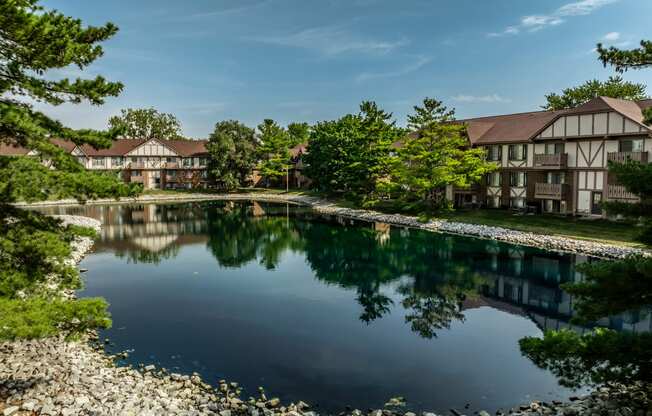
[[38, 0, 652, 138]]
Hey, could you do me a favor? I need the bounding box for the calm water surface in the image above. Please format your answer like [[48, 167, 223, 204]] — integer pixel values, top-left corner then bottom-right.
[[39, 201, 651, 413]]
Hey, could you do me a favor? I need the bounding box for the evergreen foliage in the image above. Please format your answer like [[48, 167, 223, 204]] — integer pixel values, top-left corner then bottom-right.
[[0, 0, 139, 339], [256, 119, 291, 184], [381, 98, 496, 212], [542, 76, 647, 111]]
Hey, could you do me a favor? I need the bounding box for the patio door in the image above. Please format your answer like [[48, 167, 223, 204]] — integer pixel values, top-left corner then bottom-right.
[[591, 191, 602, 215]]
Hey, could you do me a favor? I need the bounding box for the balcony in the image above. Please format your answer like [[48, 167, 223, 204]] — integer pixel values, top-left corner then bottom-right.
[[607, 151, 649, 164], [534, 183, 570, 200], [533, 153, 568, 169], [607, 185, 639, 201]]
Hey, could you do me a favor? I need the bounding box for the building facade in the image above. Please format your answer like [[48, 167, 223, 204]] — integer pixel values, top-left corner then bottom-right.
[[453, 96, 652, 215], [0, 138, 211, 190]]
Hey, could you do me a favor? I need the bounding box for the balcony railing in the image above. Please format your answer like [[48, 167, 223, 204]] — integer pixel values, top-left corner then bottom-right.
[[533, 153, 568, 168], [607, 151, 649, 164], [534, 183, 569, 200], [607, 185, 639, 200]]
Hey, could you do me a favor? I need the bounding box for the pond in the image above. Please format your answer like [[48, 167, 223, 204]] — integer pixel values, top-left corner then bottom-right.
[[38, 201, 651, 414]]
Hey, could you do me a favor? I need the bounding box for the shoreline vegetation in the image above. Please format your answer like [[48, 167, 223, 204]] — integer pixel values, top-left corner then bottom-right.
[[1, 211, 650, 416]]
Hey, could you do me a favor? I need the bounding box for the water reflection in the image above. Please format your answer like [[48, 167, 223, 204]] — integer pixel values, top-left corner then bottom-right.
[[40, 200, 651, 336]]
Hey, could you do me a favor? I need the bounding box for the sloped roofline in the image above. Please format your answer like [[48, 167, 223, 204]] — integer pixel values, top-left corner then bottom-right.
[[528, 96, 651, 140]]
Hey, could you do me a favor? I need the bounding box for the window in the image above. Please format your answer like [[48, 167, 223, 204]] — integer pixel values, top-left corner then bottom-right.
[[182, 158, 193, 167], [545, 142, 564, 155], [547, 172, 565, 184], [167, 170, 177, 178], [508, 144, 527, 161], [201, 170, 208, 178], [131, 170, 141, 176], [130, 157, 138, 163], [619, 139, 644, 153], [199, 157, 209, 167], [509, 171, 527, 187], [166, 157, 177, 163], [111, 157, 123, 167], [487, 145, 502, 161], [487, 172, 501, 187], [92, 157, 106, 167]]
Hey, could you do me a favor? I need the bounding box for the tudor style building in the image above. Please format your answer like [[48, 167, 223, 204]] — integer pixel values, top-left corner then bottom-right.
[[0, 138, 211, 190], [452, 96, 652, 216]]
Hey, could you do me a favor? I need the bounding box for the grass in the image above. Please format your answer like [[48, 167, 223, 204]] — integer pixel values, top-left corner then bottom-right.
[[141, 188, 647, 249], [438, 209, 645, 248]]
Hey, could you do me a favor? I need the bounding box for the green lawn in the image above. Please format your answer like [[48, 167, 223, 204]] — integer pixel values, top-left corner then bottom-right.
[[439, 209, 646, 248]]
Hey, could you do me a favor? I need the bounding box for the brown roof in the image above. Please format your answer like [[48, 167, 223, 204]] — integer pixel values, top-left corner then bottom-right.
[[460, 110, 564, 145], [161, 139, 209, 157], [459, 97, 652, 145], [0, 142, 31, 155]]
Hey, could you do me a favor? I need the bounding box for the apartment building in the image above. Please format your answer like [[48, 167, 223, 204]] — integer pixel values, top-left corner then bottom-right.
[[0, 138, 211, 190], [454, 96, 652, 215]]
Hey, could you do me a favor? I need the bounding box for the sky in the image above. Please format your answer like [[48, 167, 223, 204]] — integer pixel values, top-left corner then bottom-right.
[[35, 0, 652, 138]]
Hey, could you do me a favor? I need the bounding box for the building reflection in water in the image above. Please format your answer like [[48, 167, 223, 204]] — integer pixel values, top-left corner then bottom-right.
[[37, 201, 650, 334]]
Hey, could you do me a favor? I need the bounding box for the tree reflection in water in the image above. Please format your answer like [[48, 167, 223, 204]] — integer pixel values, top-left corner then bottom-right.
[[63, 200, 649, 343]]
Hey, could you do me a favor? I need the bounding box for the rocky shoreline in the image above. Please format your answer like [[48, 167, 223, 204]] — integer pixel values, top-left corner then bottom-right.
[[3, 206, 648, 415], [18, 192, 647, 259]]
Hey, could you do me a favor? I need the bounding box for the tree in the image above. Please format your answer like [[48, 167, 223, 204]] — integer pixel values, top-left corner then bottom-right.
[[287, 122, 310, 147], [206, 120, 257, 190], [108, 107, 184, 140], [598, 40, 652, 73], [304, 101, 402, 200], [407, 97, 455, 130], [256, 119, 290, 185], [542, 76, 648, 111], [0, 0, 139, 340], [383, 98, 496, 212]]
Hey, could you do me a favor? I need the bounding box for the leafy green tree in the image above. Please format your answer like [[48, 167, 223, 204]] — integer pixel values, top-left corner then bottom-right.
[[383, 99, 496, 212], [542, 76, 648, 111], [206, 120, 257, 190], [0, 0, 139, 340], [407, 97, 455, 130], [304, 101, 402, 200], [108, 107, 184, 140], [287, 122, 311, 147], [256, 119, 291, 186]]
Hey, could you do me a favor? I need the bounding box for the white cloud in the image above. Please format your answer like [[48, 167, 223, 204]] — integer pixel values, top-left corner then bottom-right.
[[247, 26, 408, 57], [488, 0, 620, 37], [355, 55, 431, 82], [603, 31, 621, 41], [451, 94, 511, 103]]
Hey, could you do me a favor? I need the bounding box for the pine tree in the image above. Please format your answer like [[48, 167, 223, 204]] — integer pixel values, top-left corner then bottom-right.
[[0, 0, 139, 339]]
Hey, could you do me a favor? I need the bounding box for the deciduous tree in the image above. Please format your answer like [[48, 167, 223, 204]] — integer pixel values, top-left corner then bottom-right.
[[304, 101, 402, 200], [108, 108, 184, 140], [206, 120, 257, 190]]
